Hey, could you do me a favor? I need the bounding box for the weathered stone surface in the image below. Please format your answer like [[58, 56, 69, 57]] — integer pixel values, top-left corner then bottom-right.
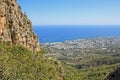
[[0, 0, 40, 52]]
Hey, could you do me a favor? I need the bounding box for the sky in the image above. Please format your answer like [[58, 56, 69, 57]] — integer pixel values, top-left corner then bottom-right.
[[17, 0, 120, 26]]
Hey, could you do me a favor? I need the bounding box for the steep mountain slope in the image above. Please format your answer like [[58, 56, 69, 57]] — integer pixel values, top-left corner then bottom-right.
[[0, 0, 40, 52], [0, 41, 64, 80], [0, 0, 65, 80]]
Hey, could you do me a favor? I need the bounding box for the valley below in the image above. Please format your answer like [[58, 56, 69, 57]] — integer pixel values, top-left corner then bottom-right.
[[42, 37, 120, 69]]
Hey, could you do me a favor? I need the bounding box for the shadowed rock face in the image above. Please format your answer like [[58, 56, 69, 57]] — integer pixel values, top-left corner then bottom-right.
[[0, 0, 40, 52], [104, 68, 120, 80]]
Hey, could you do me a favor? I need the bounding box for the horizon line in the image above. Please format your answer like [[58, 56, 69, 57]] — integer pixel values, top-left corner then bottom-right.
[[33, 24, 120, 27]]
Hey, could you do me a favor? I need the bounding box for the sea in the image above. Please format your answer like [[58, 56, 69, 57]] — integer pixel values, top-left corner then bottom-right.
[[33, 25, 120, 43]]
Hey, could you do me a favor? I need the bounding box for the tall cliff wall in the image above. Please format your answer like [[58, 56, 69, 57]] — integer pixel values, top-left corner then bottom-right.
[[0, 0, 40, 52]]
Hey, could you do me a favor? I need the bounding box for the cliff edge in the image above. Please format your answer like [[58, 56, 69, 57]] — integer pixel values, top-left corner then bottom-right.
[[0, 0, 40, 52]]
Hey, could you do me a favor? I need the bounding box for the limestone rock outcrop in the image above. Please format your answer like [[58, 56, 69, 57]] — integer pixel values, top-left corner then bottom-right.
[[0, 0, 40, 52]]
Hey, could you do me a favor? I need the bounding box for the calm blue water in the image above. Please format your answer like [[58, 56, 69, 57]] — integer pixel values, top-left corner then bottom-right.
[[33, 25, 120, 43]]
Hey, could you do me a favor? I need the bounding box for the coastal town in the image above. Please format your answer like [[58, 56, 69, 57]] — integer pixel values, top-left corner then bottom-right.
[[42, 37, 120, 52], [42, 37, 120, 68]]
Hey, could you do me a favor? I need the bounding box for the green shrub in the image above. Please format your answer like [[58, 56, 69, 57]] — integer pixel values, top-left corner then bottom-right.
[[0, 41, 64, 80]]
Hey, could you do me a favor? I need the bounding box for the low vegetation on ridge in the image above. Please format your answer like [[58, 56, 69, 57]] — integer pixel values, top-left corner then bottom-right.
[[0, 40, 64, 80]]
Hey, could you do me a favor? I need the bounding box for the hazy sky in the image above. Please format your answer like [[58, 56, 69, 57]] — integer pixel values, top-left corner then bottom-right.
[[17, 0, 120, 26]]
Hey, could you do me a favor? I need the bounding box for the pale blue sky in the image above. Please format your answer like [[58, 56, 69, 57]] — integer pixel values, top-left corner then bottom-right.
[[17, 0, 120, 26]]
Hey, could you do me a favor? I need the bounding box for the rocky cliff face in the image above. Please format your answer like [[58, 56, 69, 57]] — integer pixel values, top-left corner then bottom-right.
[[0, 0, 40, 52]]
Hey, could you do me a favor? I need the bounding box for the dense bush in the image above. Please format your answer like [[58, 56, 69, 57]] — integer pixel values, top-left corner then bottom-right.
[[64, 63, 120, 80], [0, 41, 64, 80]]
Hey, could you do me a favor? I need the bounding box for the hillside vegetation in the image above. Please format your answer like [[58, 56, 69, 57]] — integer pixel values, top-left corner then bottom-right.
[[64, 63, 120, 80], [0, 40, 64, 80], [0, 40, 120, 80]]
